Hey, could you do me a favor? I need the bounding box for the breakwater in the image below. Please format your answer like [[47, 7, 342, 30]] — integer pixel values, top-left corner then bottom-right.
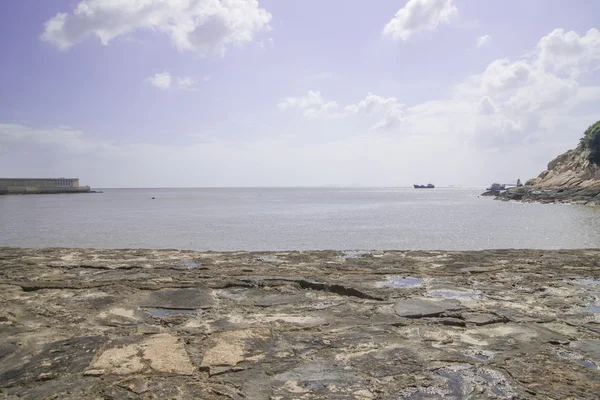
[[0, 178, 90, 195]]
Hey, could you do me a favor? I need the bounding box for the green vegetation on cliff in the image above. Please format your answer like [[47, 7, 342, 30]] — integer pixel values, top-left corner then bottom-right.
[[579, 120, 600, 165]]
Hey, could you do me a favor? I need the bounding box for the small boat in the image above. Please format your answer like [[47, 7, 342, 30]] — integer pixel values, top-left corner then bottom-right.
[[486, 183, 506, 191], [414, 183, 435, 189]]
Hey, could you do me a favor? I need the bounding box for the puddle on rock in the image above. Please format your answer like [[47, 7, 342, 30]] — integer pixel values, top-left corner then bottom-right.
[[464, 349, 493, 361], [143, 308, 198, 318], [338, 251, 371, 260], [402, 364, 514, 399], [427, 289, 482, 300], [557, 351, 598, 369], [583, 304, 600, 314], [182, 262, 199, 269], [571, 278, 600, 286], [376, 276, 424, 289]]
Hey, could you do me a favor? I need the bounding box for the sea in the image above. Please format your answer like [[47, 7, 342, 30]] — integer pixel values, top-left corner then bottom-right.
[[1, 188, 599, 251]]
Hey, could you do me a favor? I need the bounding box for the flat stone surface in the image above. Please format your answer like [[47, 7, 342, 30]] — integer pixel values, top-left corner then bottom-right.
[[0, 343, 16, 359], [200, 329, 267, 370], [462, 312, 504, 325], [87, 333, 194, 376], [394, 298, 463, 318], [2, 247, 600, 399], [137, 287, 214, 309], [571, 340, 600, 362], [255, 294, 306, 307]]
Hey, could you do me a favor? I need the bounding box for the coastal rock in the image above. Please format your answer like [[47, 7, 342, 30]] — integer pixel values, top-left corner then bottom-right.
[[495, 121, 600, 205], [2, 247, 600, 398], [137, 287, 215, 309], [462, 312, 505, 326], [394, 298, 463, 318], [86, 333, 194, 376], [200, 329, 267, 372]]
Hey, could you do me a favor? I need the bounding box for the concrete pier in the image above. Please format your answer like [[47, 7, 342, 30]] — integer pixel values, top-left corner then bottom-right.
[[0, 178, 91, 195]]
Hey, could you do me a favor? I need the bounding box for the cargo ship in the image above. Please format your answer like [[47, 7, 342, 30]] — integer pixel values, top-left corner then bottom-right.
[[414, 183, 435, 189]]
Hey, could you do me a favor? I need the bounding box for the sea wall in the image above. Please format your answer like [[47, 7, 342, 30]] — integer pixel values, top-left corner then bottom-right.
[[0, 186, 90, 195], [0, 178, 90, 195], [1, 247, 600, 399]]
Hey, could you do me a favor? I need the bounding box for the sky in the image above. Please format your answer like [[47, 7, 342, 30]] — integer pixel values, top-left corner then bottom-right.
[[0, 0, 599, 188]]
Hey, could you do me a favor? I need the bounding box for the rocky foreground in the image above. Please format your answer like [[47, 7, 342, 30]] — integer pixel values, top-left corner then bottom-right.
[[2, 248, 600, 399]]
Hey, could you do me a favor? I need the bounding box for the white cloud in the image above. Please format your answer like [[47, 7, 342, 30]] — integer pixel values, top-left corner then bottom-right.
[[177, 76, 194, 90], [278, 91, 325, 110], [476, 34, 491, 48], [146, 73, 199, 90], [278, 91, 340, 119], [11, 27, 600, 187], [475, 96, 497, 115], [279, 27, 600, 145], [303, 102, 339, 119], [383, 0, 457, 41], [458, 29, 600, 120], [472, 110, 524, 147], [505, 71, 578, 112], [537, 28, 600, 76], [480, 59, 532, 92], [344, 93, 405, 132], [41, 0, 272, 56], [344, 93, 401, 115], [434, 28, 600, 149], [0, 121, 483, 187], [279, 91, 403, 129], [147, 72, 171, 90]]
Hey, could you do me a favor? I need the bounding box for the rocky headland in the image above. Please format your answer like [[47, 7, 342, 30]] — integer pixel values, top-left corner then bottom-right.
[[494, 120, 600, 205], [2, 247, 600, 399]]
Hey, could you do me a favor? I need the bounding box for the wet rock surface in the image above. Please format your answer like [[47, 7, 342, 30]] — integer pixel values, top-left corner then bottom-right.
[[496, 185, 600, 205], [1, 247, 600, 399]]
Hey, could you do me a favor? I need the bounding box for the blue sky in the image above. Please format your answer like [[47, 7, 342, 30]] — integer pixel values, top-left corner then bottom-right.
[[1, 0, 599, 187]]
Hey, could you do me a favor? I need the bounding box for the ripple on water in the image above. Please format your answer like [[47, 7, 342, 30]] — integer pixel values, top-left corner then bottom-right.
[[376, 276, 424, 289]]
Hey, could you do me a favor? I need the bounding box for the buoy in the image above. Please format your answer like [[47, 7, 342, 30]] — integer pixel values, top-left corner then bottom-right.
[[152, 197, 155, 199]]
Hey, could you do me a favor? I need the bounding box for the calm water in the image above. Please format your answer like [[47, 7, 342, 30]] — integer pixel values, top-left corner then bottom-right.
[[1, 188, 599, 251]]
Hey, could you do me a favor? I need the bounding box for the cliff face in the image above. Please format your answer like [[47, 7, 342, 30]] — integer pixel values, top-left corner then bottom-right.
[[526, 149, 600, 189], [498, 147, 600, 205]]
